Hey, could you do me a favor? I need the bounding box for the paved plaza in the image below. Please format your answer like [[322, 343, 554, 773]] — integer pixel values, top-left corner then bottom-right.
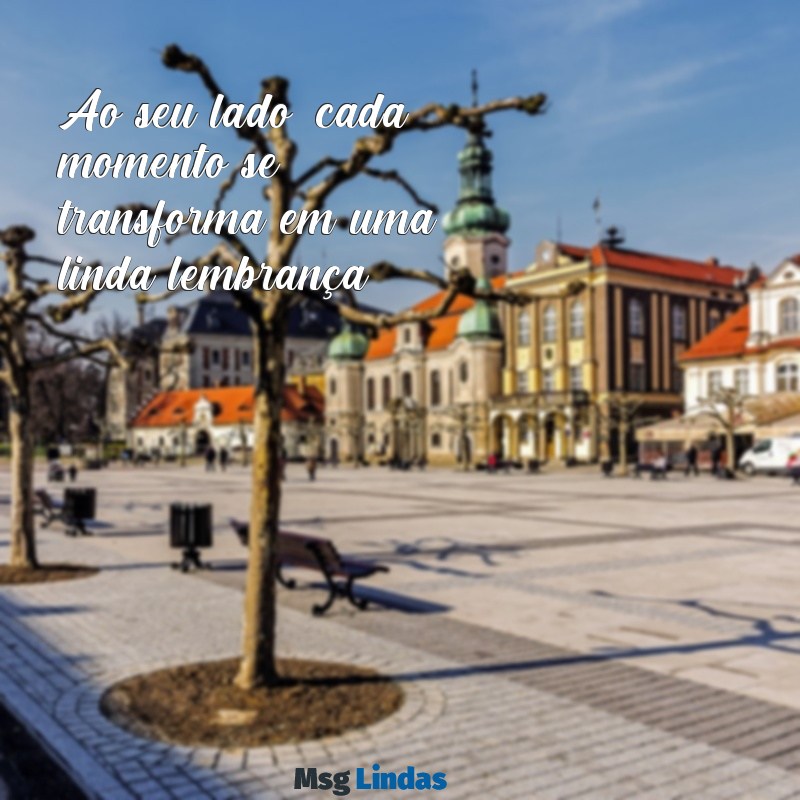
[[1, 463, 800, 798]]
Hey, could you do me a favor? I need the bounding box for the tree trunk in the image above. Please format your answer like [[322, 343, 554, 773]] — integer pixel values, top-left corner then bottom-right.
[[618, 422, 629, 477], [725, 428, 736, 478], [9, 381, 37, 569], [235, 319, 286, 690]]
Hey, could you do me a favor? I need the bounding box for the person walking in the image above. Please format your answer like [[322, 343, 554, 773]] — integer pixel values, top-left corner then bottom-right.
[[306, 455, 317, 481], [685, 444, 699, 477], [219, 446, 229, 472], [205, 445, 217, 472]]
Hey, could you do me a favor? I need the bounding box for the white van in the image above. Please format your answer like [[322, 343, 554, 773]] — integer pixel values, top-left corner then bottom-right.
[[738, 437, 800, 476]]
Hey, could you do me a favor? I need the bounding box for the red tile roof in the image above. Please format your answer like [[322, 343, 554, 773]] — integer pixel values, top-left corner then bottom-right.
[[366, 274, 509, 361], [680, 306, 750, 362], [130, 385, 323, 428], [558, 243, 745, 287]]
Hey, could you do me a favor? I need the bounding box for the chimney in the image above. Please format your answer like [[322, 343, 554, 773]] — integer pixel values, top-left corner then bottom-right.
[[706, 257, 719, 266]]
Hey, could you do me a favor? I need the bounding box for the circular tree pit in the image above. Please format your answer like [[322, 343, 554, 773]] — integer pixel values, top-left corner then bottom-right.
[[101, 657, 404, 748], [0, 564, 98, 585]]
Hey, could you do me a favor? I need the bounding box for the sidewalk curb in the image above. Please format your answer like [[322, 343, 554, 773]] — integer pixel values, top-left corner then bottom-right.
[[0, 676, 133, 800]]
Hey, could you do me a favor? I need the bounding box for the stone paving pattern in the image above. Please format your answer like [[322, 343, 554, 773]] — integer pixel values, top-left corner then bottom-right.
[[0, 464, 799, 798]]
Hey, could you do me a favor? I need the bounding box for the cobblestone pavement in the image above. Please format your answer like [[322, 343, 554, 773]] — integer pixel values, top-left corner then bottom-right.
[[0, 464, 799, 798]]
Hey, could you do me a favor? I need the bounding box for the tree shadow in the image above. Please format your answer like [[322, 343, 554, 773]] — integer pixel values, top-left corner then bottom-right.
[[364, 536, 521, 578]]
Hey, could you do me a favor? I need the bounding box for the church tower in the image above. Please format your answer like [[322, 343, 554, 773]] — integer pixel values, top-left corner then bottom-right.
[[442, 119, 511, 282]]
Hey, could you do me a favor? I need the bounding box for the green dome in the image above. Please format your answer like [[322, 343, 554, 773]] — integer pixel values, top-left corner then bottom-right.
[[443, 203, 510, 237], [443, 128, 510, 237], [458, 279, 502, 340], [328, 324, 369, 360]]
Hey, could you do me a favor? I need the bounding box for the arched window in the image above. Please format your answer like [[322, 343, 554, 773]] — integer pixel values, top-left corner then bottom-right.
[[517, 310, 531, 346], [777, 362, 799, 392], [401, 371, 413, 397], [780, 298, 799, 334], [459, 361, 469, 383], [366, 377, 375, 410], [430, 370, 442, 407], [672, 304, 687, 341], [542, 305, 557, 343], [569, 301, 585, 339], [329, 377, 337, 396], [431, 432, 442, 448], [629, 299, 644, 337], [382, 376, 391, 407]]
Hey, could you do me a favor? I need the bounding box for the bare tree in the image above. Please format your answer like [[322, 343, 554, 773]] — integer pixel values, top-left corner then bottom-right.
[[141, 45, 545, 688], [693, 387, 748, 477], [0, 226, 123, 568], [596, 393, 645, 476]]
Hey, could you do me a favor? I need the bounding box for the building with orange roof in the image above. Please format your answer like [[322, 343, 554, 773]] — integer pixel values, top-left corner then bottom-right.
[[106, 290, 342, 440], [635, 255, 800, 464], [493, 230, 752, 463], [129, 384, 324, 460], [324, 125, 510, 465], [325, 123, 757, 467]]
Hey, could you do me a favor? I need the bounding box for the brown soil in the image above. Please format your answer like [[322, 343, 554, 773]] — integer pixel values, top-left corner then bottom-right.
[[101, 657, 404, 748], [0, 564, 98, 585]]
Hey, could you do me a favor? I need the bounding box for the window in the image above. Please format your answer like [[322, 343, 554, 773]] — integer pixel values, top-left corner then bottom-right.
[[517, 370, 529, 394], [734, 368, 749, 396], [707, 370, 723, 396], [780, 298, 799, 334], [629, 363, 646, 391], [459, 361, 469, 383], [430, 371, 442, 407], [212, 349, 220, 365], [777, 362, 799, 392], [401, 371, 413, 397], [242, 351, 251, 367], [629, 299, 644, 337], [569, 365, 583, 390], [672, 304, 687, 341], [431, 432, 442, 448], [517, 311, 531, 346], [569, 302, 585, 339], [382, 376, 391, 407], [542, 306, 557, 343], [366, 378, 375, 410], [329, 377, 337, 396], [708, 309, 721, 332], [541, 368, 555, 392], [403, 328, 412, 344], [202, 347, 210, 369]]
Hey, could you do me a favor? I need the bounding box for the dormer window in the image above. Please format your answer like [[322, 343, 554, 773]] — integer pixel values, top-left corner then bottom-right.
[[403, 328, 412, 345]]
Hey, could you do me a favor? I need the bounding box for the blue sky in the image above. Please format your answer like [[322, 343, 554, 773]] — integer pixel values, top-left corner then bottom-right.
[[1, 0, 798, 323]]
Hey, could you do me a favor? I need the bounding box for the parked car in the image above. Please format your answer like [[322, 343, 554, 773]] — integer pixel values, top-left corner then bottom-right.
[[738, 437, 800, 476]]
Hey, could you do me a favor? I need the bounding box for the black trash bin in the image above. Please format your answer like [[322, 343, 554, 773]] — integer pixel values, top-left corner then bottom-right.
[[170, 503, 213, 572], [63, 487, 96, 535]]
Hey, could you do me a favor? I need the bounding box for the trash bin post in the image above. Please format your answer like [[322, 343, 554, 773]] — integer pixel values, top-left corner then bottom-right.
[[169, 503, 213, 572]]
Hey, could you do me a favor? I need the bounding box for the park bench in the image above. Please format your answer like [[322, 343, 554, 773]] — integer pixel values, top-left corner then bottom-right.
[[229, 519, 389, 616], [34, 489, 89, 536]]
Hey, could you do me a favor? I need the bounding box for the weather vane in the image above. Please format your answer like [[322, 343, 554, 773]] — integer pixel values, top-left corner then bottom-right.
[[471, 69, 479, 107]]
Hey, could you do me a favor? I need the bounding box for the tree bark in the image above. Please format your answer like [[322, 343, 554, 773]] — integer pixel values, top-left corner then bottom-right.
[[618, 421, 629, 477], [235, 317, 286, 689], [9, 379, 37, 569], [725, 427, 736, 478]]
